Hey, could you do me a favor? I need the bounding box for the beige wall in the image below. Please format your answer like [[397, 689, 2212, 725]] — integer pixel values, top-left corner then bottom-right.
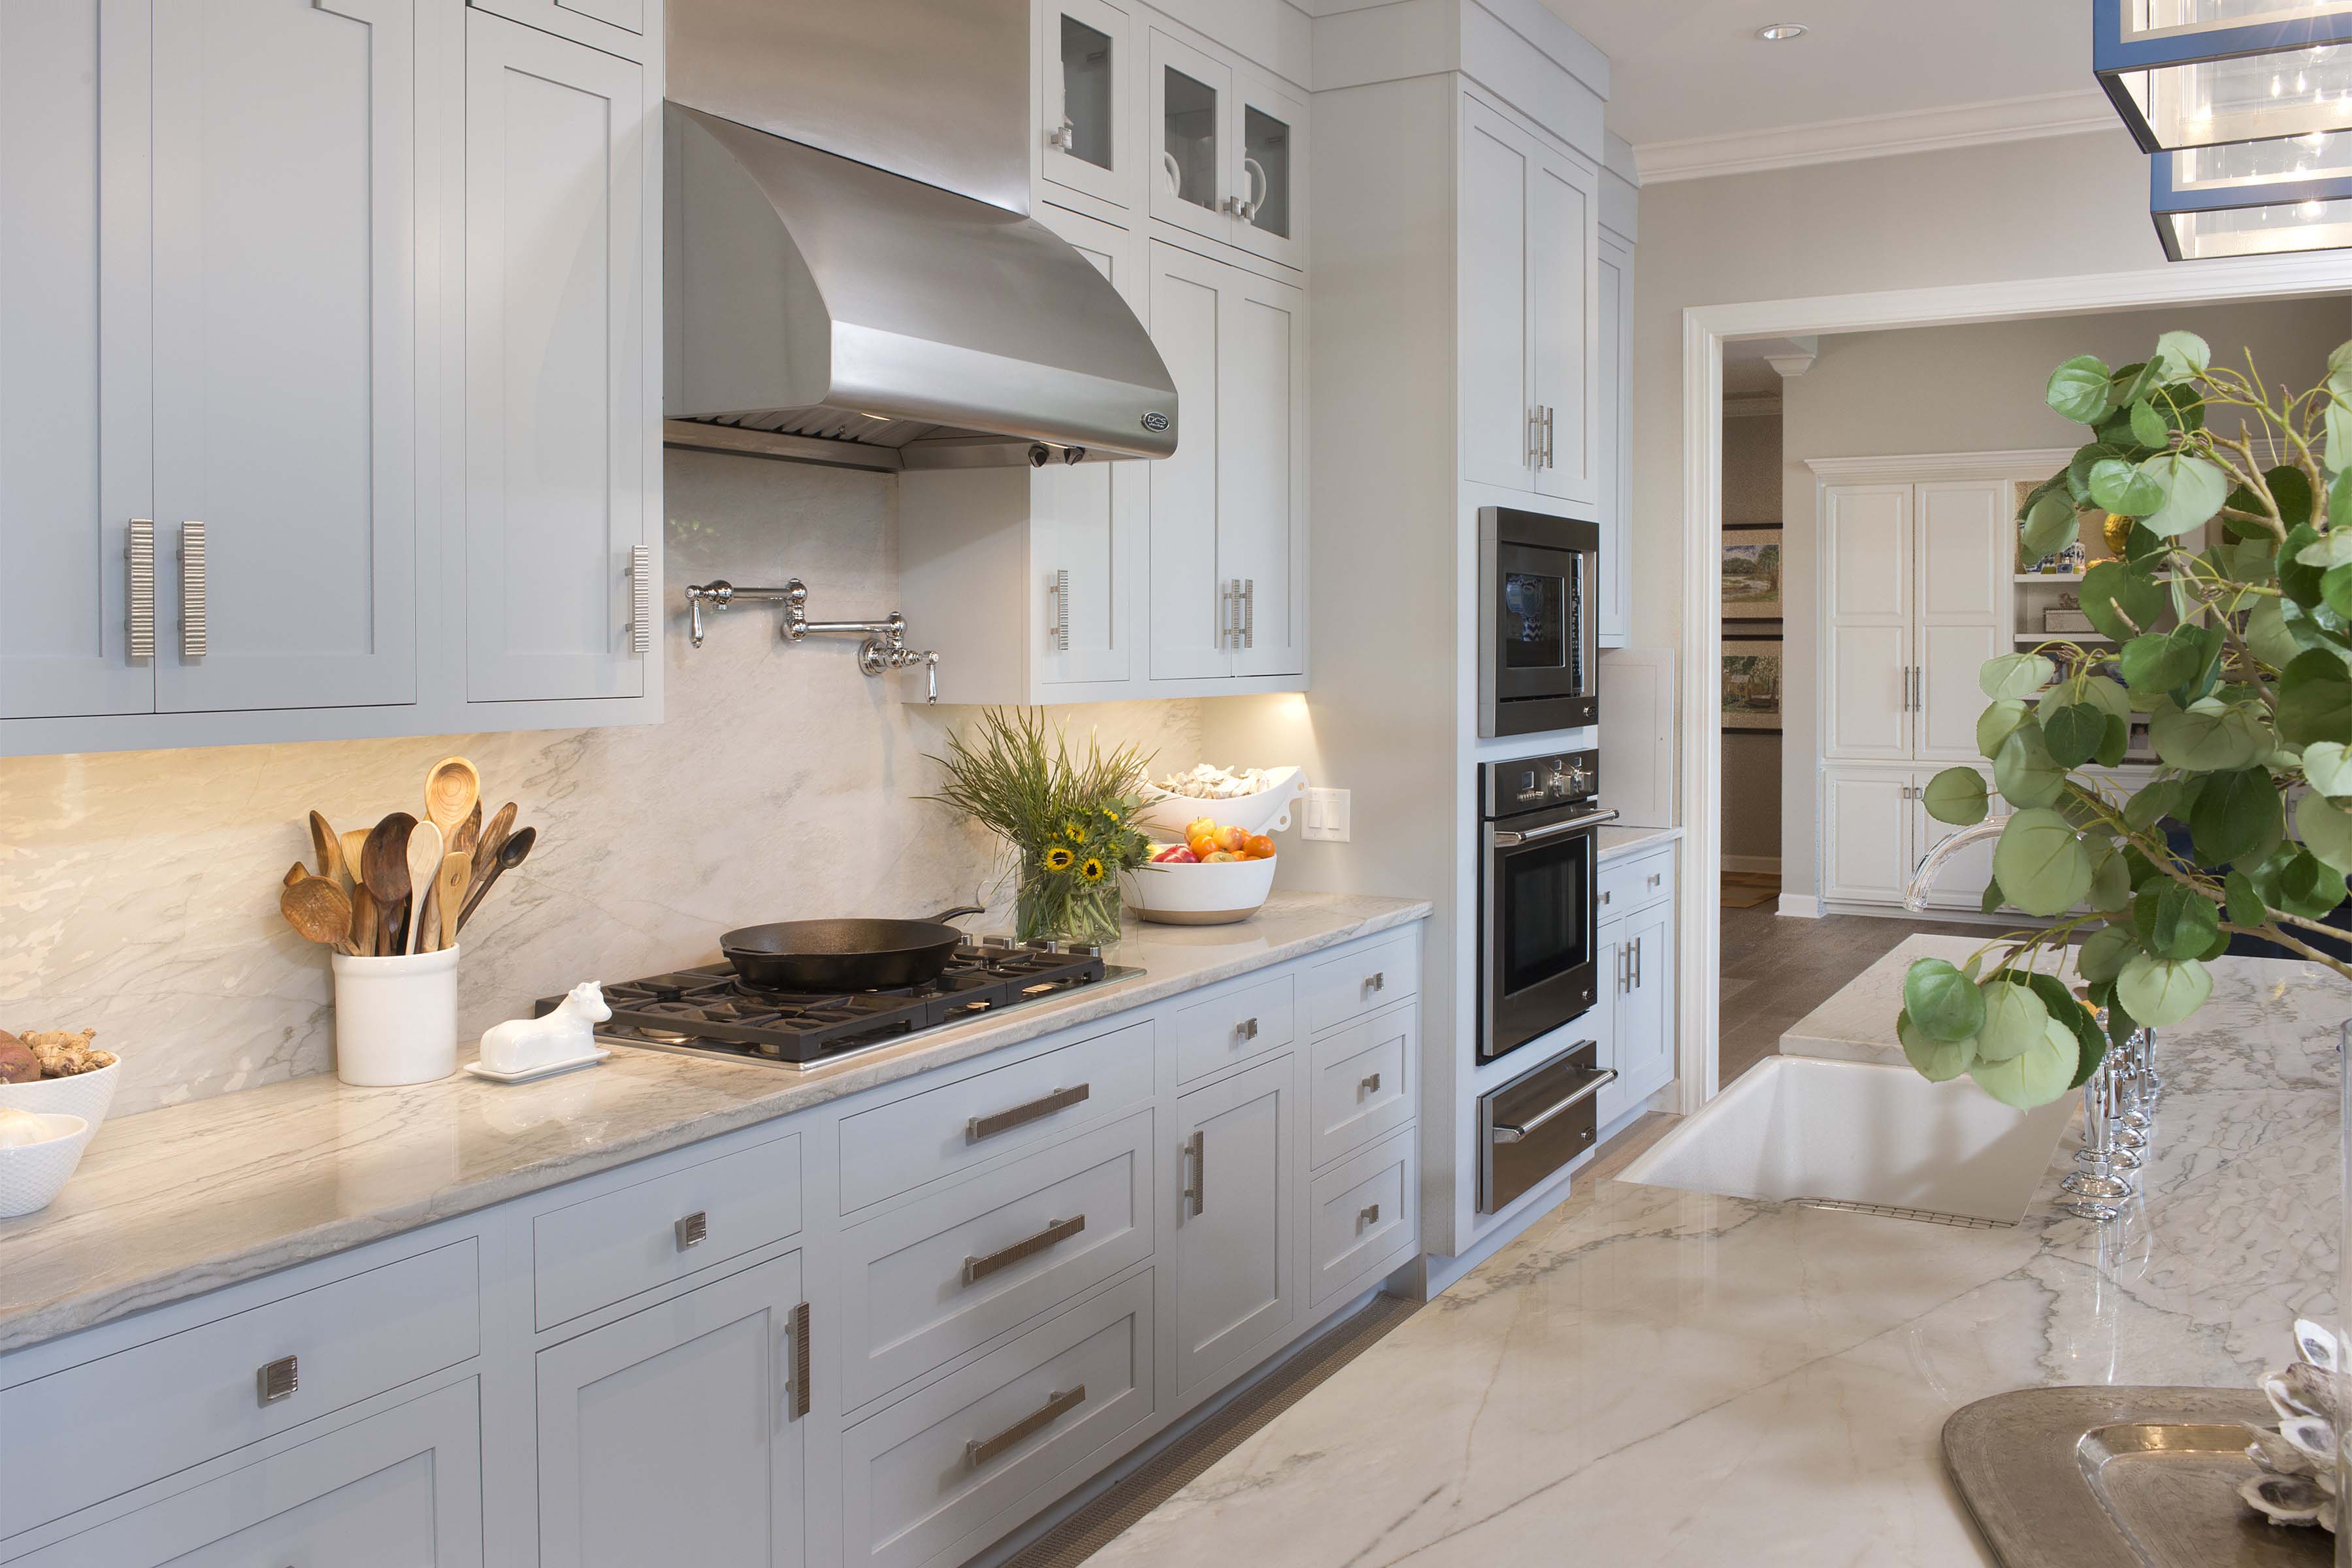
[[1720, 411, 1782, 868], [0, 453, 1201, 1116], [1772, 299, 2346, 894]]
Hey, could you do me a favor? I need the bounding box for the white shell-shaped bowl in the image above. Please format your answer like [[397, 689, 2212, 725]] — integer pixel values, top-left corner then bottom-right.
[[0, 1058, 120, 1132], [0, 1113, 94, 1218], [1134, 767, 1307, 839]]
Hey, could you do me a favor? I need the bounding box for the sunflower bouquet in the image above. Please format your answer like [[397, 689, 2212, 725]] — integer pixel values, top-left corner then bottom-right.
[[924, 708, 1153, 946]]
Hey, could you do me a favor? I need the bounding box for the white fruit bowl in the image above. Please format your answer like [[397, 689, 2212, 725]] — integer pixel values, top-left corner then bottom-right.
[[1134, 766, 1307, 840], [0, 1113, 95, 1219], [1120, 855, 1278, 926], [0, 1059, 121, 1134]]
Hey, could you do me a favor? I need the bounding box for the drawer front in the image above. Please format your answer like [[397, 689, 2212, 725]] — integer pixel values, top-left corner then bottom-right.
[[1302, 928, 1420, 1036], [844, 1271, 1155, 1568], [0, 1241, 479, 1539], [533, 1128, 803, 1330], [1308, 1128, 1416, 1309], [840, 1110, 1154, 1411], [1597, 846, 1673, 919], [1307, 1002, 1415, 1169], [1173, 973, 1296, 1083], [467, 0, 644, 52], [839, 1020, 1154, 1213]]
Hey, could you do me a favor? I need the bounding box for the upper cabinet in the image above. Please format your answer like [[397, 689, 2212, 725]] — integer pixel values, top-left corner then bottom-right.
[[0, 0, 662, 757], [1596, 149, 1635, 648], [1038, 0, 1137, 212], [1147, 29, 1307, 272]]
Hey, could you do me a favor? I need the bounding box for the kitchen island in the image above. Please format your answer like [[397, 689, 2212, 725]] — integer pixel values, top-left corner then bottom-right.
[[1085, 936, 2344, 1567]]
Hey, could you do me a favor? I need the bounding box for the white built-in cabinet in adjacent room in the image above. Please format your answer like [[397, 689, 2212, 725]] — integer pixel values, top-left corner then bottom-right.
[[1821, 766, 2002, 911], [0, 0, 663, 757]]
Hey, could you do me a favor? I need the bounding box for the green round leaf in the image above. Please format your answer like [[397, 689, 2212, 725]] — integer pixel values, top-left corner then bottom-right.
[[2153, 330, 2210, 380], [2076, 923, 2139, 983], [2041, 702, 2105, 768], [1995, 722, 2066, 808], [2123, 777, 2182, 833], [1968, 1018, 2079, 1109], [2277, 649, 2352, 747], [2022, 970, 2101, 1085], [2283, 851, 2350, 917], [2019, 489, 2080, 557], [1899, 1009, 1975, 1083], [2115, 954, 2213, 1027], [2119, 630, 2203, 698], [2249, 597, 2304, 669], [2295, 531, 2352, 570], [2087, 839, 2132, 912], [2225, 868, 2267, 928], [2128, 399, 2167, 450], [1993, 808, 2093, 917], [2189, 766, 2282, 866], [2304, 740, 2352, 798], [2270, 465, 2316, 530], [1973, 978, 2051, 1063], [1980, 652, 2057, 701], [2148, 883, 2221, 960], [2090, 457, 2164, 515], [2079, 561, 2167, 641], [2046, 355, 2114, 424], [2298, 788, 2352, 873], [1922, 766, 1989, 826], [2149, 700, 2269, 771], [2282, 523, 2328, 608], [1903, 958, 1986, 1044], [2137, 453, 2229, 538], [1978, 699, 2031, 761]]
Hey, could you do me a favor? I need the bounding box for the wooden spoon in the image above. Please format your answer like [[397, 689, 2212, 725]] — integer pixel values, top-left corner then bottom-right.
[[350, 884, 379, 957], [309, 811, 345, 887], [457, 825, 534, 935], [280, 875, 357, 956], [467, 802, 518, 904], [340, 828, 370, 887], [282, 860, 307, 889], [433, 852, 472, 952], [423, 757, 480, 847], [449, 799, 483, 860], [404, 820, 444, 956], [360, 813, 416, 956]]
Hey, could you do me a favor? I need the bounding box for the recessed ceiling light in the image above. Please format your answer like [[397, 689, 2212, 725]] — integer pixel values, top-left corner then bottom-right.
[[1756, 22, 1808, 41]]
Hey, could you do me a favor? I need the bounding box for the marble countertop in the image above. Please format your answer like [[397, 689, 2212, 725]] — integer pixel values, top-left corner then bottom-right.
[[0, 891, 1428, 1355], [1089, 942, 2345, 1567], [1596, 823, 1680, 860], [1782, 932, 1978, 1063]]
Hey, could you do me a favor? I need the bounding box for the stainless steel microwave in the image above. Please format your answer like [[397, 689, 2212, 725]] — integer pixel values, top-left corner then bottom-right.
[[1477, 506, 1599, 738]]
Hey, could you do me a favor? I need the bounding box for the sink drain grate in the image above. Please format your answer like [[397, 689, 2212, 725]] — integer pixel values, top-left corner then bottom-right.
[[1786, 1196, 2014, 1230]]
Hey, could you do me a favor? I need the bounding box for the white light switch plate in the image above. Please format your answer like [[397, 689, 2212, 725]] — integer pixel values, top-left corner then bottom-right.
[[1302, 787, 1350, 842]]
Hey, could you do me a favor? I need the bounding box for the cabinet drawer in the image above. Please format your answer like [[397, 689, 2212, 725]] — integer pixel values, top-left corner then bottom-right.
[[0, 1241, 478, 1540], [1173, 973, 1296, 1083], [1308, 1128, 1416, 1309], [1307, 1002, 1415, 1169], [1597, 846, 1673, 918], [1303, 928, 1420, 1036], [532, 1128, 802, 1330], [840, 1110, 1154, 1411], [839, 1021, 1154, 1213], [844, 1271, 1155, 1568], [467, 0, 644, 50]]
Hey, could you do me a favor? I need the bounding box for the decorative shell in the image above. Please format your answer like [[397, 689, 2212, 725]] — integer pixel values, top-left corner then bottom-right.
[[2244, 1318, 2347, 1533]]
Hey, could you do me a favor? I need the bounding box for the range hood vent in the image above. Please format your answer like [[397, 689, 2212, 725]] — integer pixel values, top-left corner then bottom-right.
[[662, 0, 1177, 467]]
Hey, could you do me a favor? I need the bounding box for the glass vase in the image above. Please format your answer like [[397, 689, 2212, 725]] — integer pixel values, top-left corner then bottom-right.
[[1014, 872, 1124, 948]]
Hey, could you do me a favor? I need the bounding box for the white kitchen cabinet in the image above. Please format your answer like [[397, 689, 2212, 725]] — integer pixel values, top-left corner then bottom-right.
[[1457, 93, 1597, 507], [1595, 229, 1633, 647], [1912, 768, 2000, 912], [1820, 766, 1999, 909], [1172, 1054, 1296, 1401], [1144, 24, 1305, 272], [1145, 240, 1306, 685], [1914, 483, 2008, 762], [1037, 0, 1136, 212], [6, 1380, 483, 1568], [1592, 847, 1675, 1126], [534, 1250, 807, 1568]]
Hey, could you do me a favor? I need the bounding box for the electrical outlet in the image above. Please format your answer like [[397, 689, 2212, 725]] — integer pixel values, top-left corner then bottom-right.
[[1301, 787, 1351, 842]]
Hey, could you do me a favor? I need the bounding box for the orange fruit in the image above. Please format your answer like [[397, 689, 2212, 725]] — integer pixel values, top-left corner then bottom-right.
[[1244, 834, 1276, 859]]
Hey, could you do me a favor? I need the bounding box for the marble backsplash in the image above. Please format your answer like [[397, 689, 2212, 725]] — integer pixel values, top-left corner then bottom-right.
[[0, 451, 1201, 1116]]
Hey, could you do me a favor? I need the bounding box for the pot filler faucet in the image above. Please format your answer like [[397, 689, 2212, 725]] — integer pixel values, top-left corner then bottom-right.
[[1903, 815, 2011, 912], [681, 578, 940, 702]]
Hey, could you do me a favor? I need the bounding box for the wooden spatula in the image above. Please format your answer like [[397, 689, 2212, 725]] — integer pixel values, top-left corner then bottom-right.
[[433, 852, 472, 952]]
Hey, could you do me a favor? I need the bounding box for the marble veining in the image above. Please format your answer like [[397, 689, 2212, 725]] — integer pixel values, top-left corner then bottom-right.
[[1086, 949, 2347, 1568], [1595, 824, 1682, 861], [0, 892, 1428, 1354]]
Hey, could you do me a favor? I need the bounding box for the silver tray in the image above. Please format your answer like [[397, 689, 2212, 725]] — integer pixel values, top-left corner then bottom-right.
[[1945, 1386, 2330, 1567]]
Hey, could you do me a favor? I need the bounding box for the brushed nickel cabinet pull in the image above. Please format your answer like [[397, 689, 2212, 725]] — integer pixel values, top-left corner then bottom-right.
[[1542, 404, 1557, 469], [1048, 568, 1070, 652], [966, 1384, 1085, 1469], [126, 519, 155, 659], [964, 1214, 1086, 1285], [1237, 1016, 1259, 1040], [1242, 578, 1254, 649], [1360, 1071, 1381, 1094], [1527, 407, 1543, 468], [1048, 118, 1075, 151], [1365, 971, 1386, 994], [789, 1301, 811, 1420], [257, 1354, 299, 1407], [968, 1083, 1090, 1142], [179, 521, 206, 659], [1359, 1202, 1380, 1228], [1183, 1129, 1205, 1217], [629, 543, 653, 656], [674, 1211, 708, 1250]]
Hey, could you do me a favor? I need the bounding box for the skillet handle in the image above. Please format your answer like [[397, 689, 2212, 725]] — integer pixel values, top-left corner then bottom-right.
[[930, 906, 985, 924]]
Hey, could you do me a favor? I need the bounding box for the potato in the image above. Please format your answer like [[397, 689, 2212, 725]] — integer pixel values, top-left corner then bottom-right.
[[0, 1032, 40, 1085]]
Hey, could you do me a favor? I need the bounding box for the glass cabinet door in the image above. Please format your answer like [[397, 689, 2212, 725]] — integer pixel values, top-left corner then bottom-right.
[[1149, 27, 1230, 244], [1232, 74, 1305, 269], [1038, 0, 1131, 209]]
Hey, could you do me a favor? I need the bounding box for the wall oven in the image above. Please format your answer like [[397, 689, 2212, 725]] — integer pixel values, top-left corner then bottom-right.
[[1478, 506, 1599, 738], [1478, 747, 1614, 1064]]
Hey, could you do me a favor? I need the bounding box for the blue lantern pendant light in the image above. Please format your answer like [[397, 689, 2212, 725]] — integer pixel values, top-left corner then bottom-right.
[[2095, 0, 2352, 152], [2150, 129, 2352, 256]]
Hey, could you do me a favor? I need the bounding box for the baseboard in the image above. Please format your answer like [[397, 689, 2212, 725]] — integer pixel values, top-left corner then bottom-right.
[[1723, 855, 1782, 875], [1819, 900, 2023, 926], [1776, 894, 1821, 918]]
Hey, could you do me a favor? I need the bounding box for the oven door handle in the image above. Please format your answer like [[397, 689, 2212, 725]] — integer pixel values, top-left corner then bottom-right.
[[1488, 807, 1618, 848], [1490, 1066, 1618, 1144]]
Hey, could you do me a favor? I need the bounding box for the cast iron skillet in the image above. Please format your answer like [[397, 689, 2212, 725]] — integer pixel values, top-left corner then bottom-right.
[[719, 906, 985, 992]]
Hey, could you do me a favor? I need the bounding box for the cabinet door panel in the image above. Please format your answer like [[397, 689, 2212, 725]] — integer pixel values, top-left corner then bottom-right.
[[1145, 242, 1228, 680], [1916, 482, 2008, 762], [1912, 768, 2001, 911], [1590, 918, 1629, 1126], [1039, 0, 1135, 210], [1173, 1054, 1294, 1399], [1821, 484, 1914, 759], [1529, 152, 1597, 506], [1459, 99, 1532, 491], [151, 0, 417, 713], [1229, 70, 1304, 270], [466, 12, 647, 703], [1222, 269, 1305, 678], [1821, 770, 1913, 906], [0, 0, 155, 721], [536, 1251, 806, 1568], [1034, 204, 1137, 686], [1595, 233, 1631, 646], [1616, 900, 1673, 1104], [1824, 623, 1909, 759], [1147, 27, 1228, 246]]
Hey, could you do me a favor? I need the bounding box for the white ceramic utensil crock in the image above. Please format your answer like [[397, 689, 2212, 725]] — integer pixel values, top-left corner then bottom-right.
[[332, 945, 461, 1086]]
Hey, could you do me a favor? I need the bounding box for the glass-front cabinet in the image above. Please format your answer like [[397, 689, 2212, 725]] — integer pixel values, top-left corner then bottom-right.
[[1037, 0, 1134, 210], [1232, 73, 1304, 269], [1149, 26, 1231, 245]]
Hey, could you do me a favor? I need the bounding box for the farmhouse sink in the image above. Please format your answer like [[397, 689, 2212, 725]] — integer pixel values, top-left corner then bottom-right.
[[1619, 1054, 2074, 1224]]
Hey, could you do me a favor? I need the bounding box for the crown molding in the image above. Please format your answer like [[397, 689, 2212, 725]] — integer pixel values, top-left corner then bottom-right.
[[1633, 90, 2117, 185]]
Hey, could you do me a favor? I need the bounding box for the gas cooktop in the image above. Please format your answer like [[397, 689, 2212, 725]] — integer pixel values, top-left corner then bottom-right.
[[541, 938, 1141, 1071]]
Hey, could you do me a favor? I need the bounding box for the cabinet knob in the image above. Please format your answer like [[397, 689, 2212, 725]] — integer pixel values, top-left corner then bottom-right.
[[1360, 1071, 1381, 1094], [1358, 1202, 1381, 1228], [256, 1354, 299, 1407], [1600, 890, 1611, 906], [1365, 971, 1386, 993], [1048, 118, 1075, 151], [1237, 1016, 1259, 1040], [675, 1211, 708, 1250]]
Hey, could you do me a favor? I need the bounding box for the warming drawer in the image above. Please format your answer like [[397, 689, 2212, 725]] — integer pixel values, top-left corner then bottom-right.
[[1477, 1041, 1612, 1214]]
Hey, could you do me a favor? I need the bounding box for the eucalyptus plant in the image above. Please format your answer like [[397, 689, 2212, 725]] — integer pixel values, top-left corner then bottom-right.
[[1899, 331, 2352, 1109]]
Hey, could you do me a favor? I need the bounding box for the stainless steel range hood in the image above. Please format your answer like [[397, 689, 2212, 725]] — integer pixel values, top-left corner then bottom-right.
[[662, 0, 1177, 470]]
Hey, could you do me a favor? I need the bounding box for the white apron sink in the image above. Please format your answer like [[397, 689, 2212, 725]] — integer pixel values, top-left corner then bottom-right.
[[1618, 1054, 2074, 1224]]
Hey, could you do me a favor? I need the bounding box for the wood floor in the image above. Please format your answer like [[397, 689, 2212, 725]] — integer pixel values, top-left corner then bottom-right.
[[1718, 902, 1989, 1086]]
